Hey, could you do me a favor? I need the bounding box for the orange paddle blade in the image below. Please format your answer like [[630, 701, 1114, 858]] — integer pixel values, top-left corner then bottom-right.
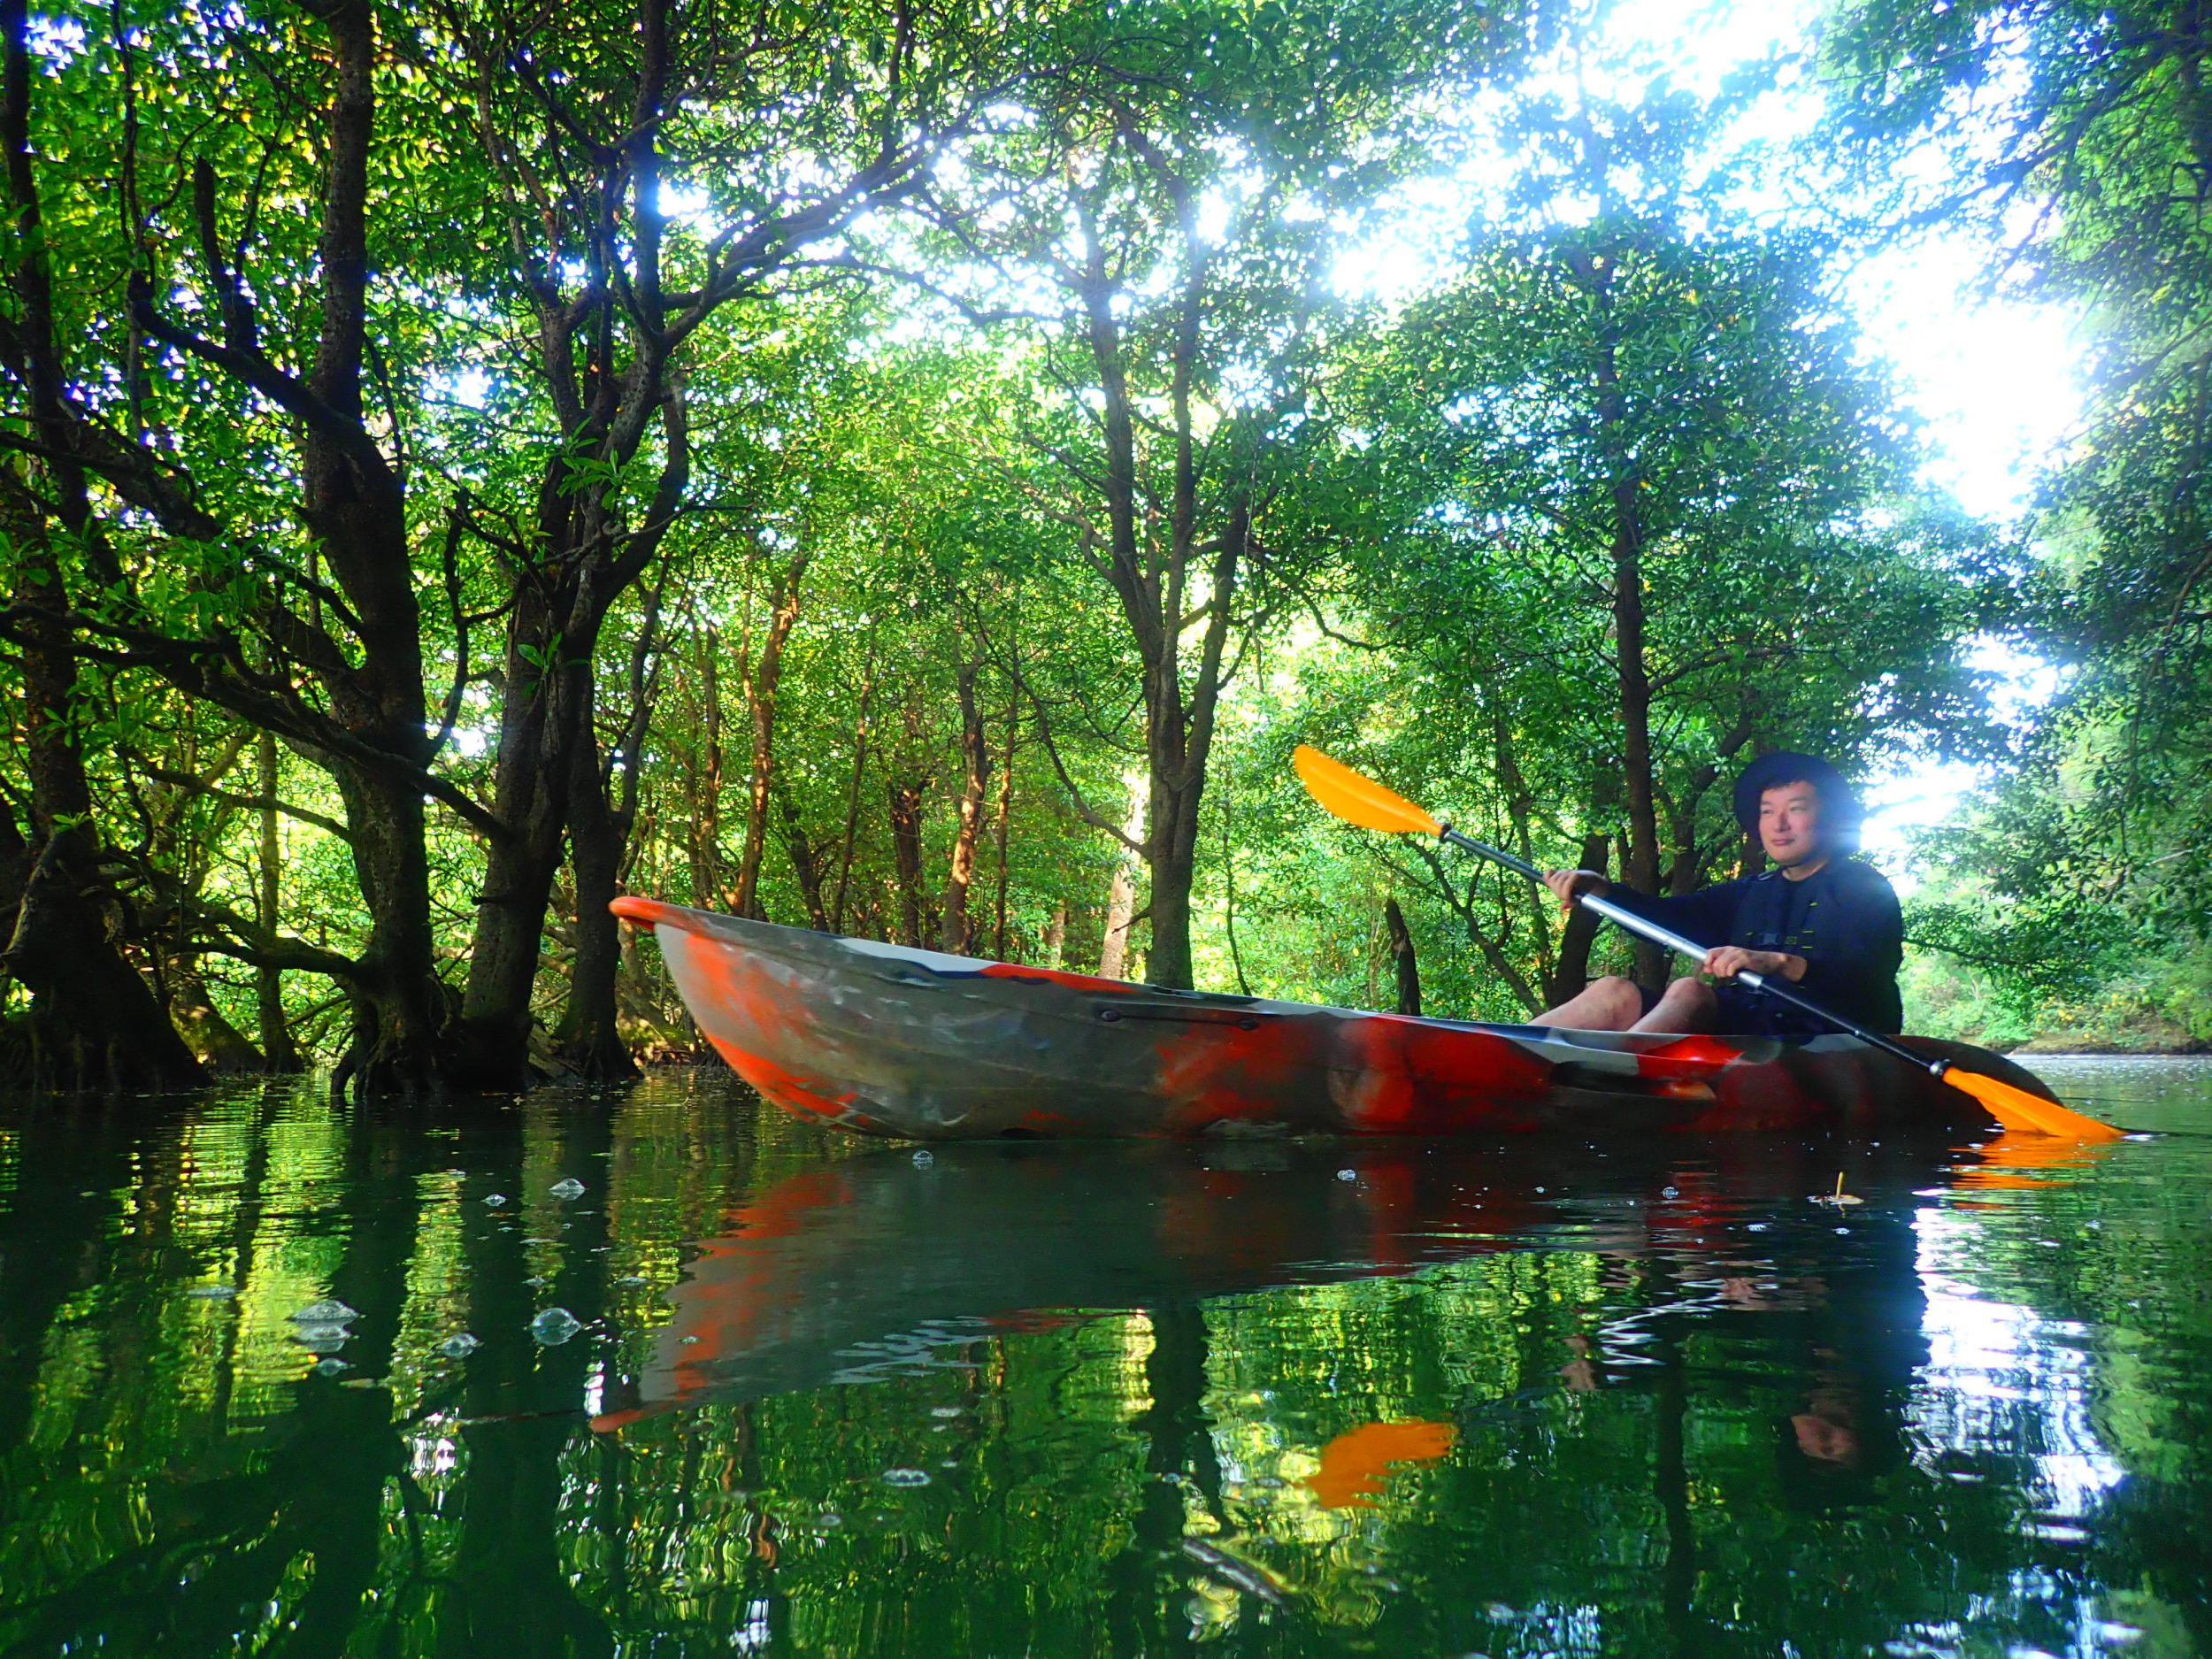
[[1293, 746, 1441, 836], [1940, 1066, 2125, 1142]]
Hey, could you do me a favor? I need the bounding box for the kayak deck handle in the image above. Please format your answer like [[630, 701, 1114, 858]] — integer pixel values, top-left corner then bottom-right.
[[1096, 1004, 1267, 1032]]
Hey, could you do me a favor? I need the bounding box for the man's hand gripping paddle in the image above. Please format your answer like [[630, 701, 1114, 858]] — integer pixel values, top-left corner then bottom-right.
[[1292, 745, 2123, 1142]]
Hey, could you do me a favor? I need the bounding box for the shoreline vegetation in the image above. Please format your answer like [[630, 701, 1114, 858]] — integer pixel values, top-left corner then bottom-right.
[[1, 0, 2204, 1095], [1907, 949, 2212, 1057]]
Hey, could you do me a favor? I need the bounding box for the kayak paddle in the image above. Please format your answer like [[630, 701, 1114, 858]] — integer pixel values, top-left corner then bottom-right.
[[1291, 744, 2124, 1142]]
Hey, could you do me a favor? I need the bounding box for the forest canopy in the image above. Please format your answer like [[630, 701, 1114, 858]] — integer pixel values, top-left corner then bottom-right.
[[0, 0, 2202, 1094]]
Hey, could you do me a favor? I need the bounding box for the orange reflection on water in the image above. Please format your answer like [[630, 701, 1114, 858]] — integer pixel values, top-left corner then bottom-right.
[[1953, 1133, 2120, 1193], [1306, 1419, 1458, 1509]]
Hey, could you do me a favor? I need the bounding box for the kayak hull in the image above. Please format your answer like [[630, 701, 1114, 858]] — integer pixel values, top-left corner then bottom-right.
[[612, 898, 2042, 1140]]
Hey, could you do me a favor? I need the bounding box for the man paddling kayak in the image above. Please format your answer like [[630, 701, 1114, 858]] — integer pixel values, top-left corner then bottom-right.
[[1531, 752, 1903, 1039]]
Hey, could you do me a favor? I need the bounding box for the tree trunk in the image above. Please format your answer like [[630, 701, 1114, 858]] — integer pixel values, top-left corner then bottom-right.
[[887, 775, 929, 949], [1383, 896, 1421, 1017], [4, 827, 205, 1090], [0, 526, 200, 1088], [4, 0, 458, 1095], [452, 0, 699, 1087], [327, 758, 450, 1099], [781, 794, 830, 931], [1, 760, 205, 1093], [1540, 833, 1611, 1008], [284, 0, 457, 1097], [459, 403, 684, 1088], [886, 696, 930, 948], [688, 624, 726, 908], [1097, 859, 1137, 980], [553, 685, 639, 1082], [939, 663, 989, 954], [991, 697, 1018, 959], [733, 553, 809, 920], [1074, 215, 1245, 993], [556, 588, 658, 1079], [0, 15, 202, 1092], [171, 961, 266, 1074], [1143, 772, 1196, 987], [457, 587, 600, 1089], [1591, 262, 1665, 987], [254, 733, 304, 1071], [829, 648, 878, 933]]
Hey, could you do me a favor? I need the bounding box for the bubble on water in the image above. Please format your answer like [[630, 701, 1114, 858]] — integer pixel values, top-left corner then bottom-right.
[[818, 1511, 843, 1527], [911, 1149, 933, 1168], [314, 1357, 349, 1376], [881, 1467, 931, 1486], [1747, 1223, 1769, 1233], [187, 1284, 238, 1299], [617, 1275, 649, 1288], [484, 1194, 509, 1208], [1662, 1186, 1680, 1199], [1336, 1169, 1356, 1182], [549, 1177, 586, 1200], [928, 1405, 964, 1417], [438, 1333, 481, 1359], [290, 1299, 359, 1325], [529, 1307, 583, 1345]]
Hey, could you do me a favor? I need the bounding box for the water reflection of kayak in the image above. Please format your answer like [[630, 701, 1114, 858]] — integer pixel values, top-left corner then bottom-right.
[[590, 1135, 1996, 1430], [612, 898, 2052, 1141]]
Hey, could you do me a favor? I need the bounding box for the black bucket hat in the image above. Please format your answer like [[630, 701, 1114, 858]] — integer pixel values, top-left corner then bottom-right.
[[1732, 751, 1864, 855]]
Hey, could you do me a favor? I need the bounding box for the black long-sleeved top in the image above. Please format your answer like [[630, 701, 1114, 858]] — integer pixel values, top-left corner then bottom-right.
[[1599, 857, 1905, 1039]]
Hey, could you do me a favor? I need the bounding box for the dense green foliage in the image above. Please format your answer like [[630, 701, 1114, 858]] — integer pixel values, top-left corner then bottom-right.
[[1821, 0, 2212, 1046], [0, 0, 2198, 1088]]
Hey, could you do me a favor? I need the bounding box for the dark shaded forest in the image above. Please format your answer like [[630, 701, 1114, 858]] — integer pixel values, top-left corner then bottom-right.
[[0, 0, 2204, 1094]]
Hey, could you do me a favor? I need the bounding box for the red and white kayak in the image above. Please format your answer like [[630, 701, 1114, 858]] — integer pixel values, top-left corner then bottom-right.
[[612, 898, 2048, 1141]]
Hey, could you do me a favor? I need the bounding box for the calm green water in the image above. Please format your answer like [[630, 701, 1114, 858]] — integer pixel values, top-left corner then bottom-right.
[[0, 1057, 2206, 1658]]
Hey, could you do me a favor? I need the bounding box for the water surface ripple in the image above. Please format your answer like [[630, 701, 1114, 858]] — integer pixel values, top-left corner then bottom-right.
[[0, 1056, 2204, 1657]]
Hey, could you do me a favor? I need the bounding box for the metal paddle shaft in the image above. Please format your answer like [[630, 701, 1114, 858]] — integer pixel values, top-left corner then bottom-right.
[[1435, 825, 1949, 1080]]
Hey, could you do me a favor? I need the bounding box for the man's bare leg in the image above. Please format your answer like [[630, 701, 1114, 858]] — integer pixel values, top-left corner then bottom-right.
[[1529, 974, 1645, 1030], [1629, 976, 1719, 1033]]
